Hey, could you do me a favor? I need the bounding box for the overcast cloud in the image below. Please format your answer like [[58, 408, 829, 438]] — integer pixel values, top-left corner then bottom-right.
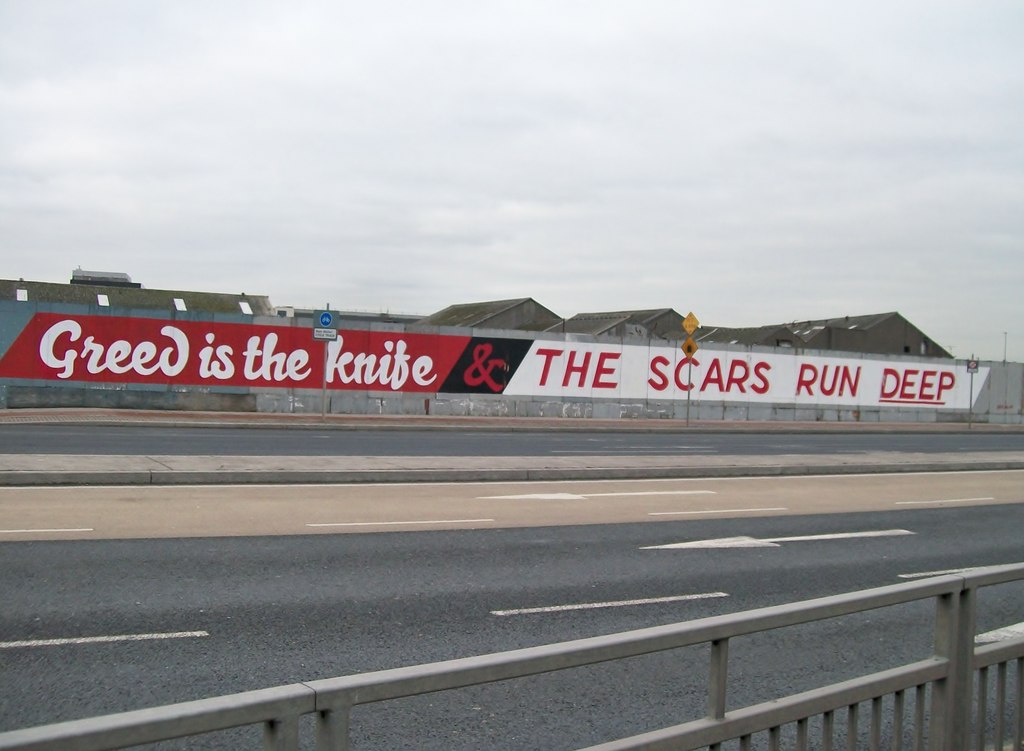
[[1, 1, 1021, 360]]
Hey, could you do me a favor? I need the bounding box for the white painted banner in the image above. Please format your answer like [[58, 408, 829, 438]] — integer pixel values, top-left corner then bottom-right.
[[504, 341, 986, 410]]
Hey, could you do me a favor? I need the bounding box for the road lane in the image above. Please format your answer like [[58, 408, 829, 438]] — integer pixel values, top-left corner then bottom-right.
[[2, 424, 1023, 456], [0, 470, 1021, 540], [2, 505, 1024, 748]]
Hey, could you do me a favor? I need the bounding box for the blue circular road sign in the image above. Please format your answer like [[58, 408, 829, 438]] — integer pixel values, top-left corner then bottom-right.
[[319, 311, 333, 327]]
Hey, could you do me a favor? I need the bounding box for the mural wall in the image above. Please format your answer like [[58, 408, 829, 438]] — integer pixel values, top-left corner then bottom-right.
[[0, 305, 1019, 423]]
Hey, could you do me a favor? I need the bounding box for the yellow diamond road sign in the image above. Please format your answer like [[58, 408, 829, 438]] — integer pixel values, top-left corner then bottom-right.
[[682, 337, 698, 357], [682, 312, 700, 335]]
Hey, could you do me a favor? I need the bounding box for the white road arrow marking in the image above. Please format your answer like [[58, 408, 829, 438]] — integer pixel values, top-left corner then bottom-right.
[[642, 529, 915, 550], [976, 622, 1024, 644], [479, 490, 716, 501]]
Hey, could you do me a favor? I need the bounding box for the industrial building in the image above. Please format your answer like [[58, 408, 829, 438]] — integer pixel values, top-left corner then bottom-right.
[[3, 275, 949, 360]]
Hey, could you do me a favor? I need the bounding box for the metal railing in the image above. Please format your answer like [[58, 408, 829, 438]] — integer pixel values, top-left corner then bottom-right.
[[2, 564, 1023, 751]]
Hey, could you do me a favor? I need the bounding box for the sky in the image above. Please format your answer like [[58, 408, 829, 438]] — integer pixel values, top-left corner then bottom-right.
[[1, 2, 1022, 361]]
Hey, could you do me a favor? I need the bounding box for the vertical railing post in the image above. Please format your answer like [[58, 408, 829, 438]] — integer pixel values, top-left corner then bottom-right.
[[930, 582, 975, 751], [951, 584, 977, 749], [996, 662, 1008, 750], [316, 703, 352, 751], [708, 638, 729, 720], [263, 715, 300, 751], [1015, 657, 1023, 751]]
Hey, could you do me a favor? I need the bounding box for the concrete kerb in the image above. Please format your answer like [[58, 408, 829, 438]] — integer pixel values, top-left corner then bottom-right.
[[3, 408, 1024, 434], [3, 459, 1024, 487], [2, 408, 1023, 487]]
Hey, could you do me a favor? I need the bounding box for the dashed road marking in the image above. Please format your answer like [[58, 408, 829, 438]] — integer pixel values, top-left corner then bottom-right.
[[307, 519, 495, 527], [894, 497, 995, 506], [491, 592, 729, 616], [898, 567, 982, 579], [0, 631, 210, 649], [0, 528, 93, 534], [649, 507, 787, 516], [479, 490, 716, 501]]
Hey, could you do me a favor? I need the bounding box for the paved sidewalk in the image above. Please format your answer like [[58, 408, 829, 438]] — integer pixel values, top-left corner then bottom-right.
[[1, 408, 1022, 486]]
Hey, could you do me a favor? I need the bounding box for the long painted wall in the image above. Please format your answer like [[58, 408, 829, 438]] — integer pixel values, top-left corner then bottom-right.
[[1, 302, 1021, 424]]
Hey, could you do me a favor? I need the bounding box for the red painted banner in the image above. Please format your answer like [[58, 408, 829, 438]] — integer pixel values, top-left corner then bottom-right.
[[0, 314, 469, 392]]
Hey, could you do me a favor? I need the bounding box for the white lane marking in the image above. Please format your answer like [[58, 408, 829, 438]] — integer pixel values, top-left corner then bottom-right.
[[0, 528, 94, 534], [645, 536, 780, 549], [0, 631, 210, 649], [643, 529, 915, 550], [649, 507, 788, 516], [976, 623, 1024, 644], [478, 490, 716, 501], [898, 567, 982, 579], [894, 497, 995, 506], [550, 449, 716, 455], [491, 592, 729, 616], [306, 518, 495, 527], [479, 492, 587, 501]]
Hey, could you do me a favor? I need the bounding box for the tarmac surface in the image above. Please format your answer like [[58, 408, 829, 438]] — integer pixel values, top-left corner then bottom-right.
[[1, 408, 1023, 486]]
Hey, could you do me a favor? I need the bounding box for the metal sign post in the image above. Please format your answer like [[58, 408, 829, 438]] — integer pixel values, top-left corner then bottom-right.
[[313, 310, 338, 419], [682, 312, 700, 427], [966, 356, 979, 430]]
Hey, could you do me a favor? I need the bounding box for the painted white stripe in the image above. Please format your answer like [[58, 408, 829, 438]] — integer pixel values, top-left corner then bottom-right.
[[0, 528, 94, 534], [643, 536, 778, 549], [491, 592, 728, 616], [0, 631, 209, 649], [976, 623, 1024, 644], [306, 519, 495, 527], [649, 507, 788, 516], [588, 490, 716, 498], [643, 529, 914, 550], [898, 567, 982, 579], [479, 493, 586, 500], [480, 490, 716, 500], [894, 497, 995, 506], [549, 449, 716, 454]]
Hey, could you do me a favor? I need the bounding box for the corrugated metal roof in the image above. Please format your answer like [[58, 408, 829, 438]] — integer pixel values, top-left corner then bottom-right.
[[418, 298, 533, 327], [1, 279, 274, 315]]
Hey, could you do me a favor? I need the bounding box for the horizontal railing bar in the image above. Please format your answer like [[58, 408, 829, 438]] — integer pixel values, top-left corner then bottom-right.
[[962, 562, 1024, 589], [311, 577, 962, 708], [973, 637, 1024, 670], [576, 659, 948, 751], [0, 685, 315, 751]]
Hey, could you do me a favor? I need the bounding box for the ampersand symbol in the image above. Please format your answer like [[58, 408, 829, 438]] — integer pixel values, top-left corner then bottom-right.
[[464, 343, 508, 392]]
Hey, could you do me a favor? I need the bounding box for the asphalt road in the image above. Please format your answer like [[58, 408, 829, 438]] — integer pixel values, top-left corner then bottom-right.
[[2, 488, 1023, 749], [2, 424, 1024, 456]]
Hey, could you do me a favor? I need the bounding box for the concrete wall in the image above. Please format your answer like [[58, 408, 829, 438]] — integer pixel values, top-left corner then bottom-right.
[[0, 300, 1020, 424]]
